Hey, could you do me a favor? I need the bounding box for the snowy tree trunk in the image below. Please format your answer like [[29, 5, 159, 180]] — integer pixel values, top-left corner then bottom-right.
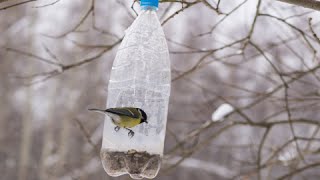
[[18, 84, 34, 180], [38, 81, 58, 180]]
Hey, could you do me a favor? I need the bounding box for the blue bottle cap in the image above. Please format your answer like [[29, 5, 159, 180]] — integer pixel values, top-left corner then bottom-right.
[[140, 0, 159, 9]]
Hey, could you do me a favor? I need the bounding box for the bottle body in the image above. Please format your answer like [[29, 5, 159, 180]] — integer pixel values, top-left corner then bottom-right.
[[101, 9, 170, 179]]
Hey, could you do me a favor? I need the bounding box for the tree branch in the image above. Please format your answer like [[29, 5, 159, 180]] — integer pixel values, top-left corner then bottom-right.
[[276, 0, 320, 11], [0, 0, 37, 10]]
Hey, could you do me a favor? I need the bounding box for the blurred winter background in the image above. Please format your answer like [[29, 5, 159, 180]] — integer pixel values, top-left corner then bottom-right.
[[1, 0, 320, 179]]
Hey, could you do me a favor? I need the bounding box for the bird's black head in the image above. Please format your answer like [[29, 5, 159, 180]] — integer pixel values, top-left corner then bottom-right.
[[138, 108, 148, 124]]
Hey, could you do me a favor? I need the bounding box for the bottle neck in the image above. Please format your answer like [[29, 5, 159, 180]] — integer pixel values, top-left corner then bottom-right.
[[141, 6, 158, 11]]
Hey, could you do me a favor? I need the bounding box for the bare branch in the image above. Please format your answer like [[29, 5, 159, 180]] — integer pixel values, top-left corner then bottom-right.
[[278, 161, 320, 179], [161, 1, 198, 26], [72, 118, 100, 155], [308, 18, 320, 45], [47, 0, 94, 38], [0, 0, 37, 10], [5, 47, 63, 67], [32, 0, 60, 8], [259, 13, 317, 53], [276, 0, 320, 11]]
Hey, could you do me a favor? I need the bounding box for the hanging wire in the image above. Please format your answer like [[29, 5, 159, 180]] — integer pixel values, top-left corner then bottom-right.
[[131, 0, 139, 16]]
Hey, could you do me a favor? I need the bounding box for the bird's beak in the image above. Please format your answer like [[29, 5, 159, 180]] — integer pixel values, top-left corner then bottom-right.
[[88, 108, 106, 115]]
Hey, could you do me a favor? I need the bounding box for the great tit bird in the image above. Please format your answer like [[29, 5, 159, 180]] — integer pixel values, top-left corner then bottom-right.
[[88, 107, 148, 138]]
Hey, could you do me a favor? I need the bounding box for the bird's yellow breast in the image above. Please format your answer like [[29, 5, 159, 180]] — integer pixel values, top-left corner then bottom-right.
[[114, 116, 142, 128]]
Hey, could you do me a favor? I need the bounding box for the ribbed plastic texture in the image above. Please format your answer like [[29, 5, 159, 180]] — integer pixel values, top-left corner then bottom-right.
[[100, 9, 170, 179]]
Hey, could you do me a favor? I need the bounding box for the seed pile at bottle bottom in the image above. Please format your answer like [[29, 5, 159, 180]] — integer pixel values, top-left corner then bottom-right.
[[100, 149, 161, 179]]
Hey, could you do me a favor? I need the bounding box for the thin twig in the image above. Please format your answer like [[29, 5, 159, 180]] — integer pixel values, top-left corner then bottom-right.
[[0, 0, 37, 10]]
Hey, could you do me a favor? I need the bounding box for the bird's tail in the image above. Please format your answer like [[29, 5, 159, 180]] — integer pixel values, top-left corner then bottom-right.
[[88, 108, 106, 115]]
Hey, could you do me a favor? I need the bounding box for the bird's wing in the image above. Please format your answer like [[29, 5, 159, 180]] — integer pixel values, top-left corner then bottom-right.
[[106, 108, 139, 118]]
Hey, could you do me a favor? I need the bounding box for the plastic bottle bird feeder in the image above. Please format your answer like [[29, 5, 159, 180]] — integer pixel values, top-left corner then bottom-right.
[[100, 0, 170, 179]]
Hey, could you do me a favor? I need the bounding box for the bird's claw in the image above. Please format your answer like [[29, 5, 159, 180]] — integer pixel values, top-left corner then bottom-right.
[[114, 126, 120, 132], [128, 130, 134, 138]]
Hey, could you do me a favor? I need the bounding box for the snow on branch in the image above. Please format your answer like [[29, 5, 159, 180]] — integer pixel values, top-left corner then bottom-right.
[[211, 104, 234, 122]]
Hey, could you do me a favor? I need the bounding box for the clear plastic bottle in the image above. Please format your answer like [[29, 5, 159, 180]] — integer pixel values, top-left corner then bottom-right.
[[100, 0, 170, 179]]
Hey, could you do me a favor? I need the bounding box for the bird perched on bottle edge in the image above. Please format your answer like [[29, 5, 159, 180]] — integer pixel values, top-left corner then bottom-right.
[[88, 107, 148, 138]]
